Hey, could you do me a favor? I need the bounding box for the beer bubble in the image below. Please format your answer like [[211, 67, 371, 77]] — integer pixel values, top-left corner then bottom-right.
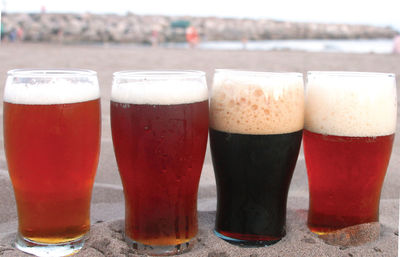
[[305, 72, 396, 137], [210, 71, 304, 135], [5, 80, 100, 105], [111, 79, 208, 105]]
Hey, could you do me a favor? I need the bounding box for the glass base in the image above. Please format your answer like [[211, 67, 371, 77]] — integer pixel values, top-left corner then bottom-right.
[[125, 236, 195, 256], [14, 233, 86, 257], [213, 230, 281, 247]]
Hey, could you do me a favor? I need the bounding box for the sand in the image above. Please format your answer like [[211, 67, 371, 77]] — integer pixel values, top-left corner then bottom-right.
[[0, 43, 399, 256]]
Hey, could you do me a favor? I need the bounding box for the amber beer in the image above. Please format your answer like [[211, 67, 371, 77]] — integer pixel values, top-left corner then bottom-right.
[[304, 72, 397, 235], [210, 70, 304, 246], [111, 71, 208, 255], [3, 69, 101, 256]]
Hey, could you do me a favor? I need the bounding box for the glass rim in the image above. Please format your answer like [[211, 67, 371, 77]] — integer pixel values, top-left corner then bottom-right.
[[214, 69, 303, 78], [307, 71, 395, 78], [7, 69, 97, 77], [113, 70, 205, 79]]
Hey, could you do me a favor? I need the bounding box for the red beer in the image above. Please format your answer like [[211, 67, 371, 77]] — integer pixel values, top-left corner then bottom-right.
[[111, 101, 208, 245], [304, 130, 394, 233], [304, 71, 397, 236], [3, 69, 101, 256], [4, 100, 101, 243], [110, 71, 209, 255]]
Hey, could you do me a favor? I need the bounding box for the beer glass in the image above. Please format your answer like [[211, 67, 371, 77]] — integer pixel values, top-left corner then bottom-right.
[[4, 69, 101, 256], [304, 72, 396, 236], [210, 69, 304, 246], [110, 71, 209, 255]]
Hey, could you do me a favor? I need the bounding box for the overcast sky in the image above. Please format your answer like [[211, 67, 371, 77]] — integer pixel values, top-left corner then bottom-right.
[[2, 0, 400, 30]]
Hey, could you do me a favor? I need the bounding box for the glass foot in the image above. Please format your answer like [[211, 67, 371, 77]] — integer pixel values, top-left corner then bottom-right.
[[125, 236, 195, 256], [214, 229, 281, 247], [14, 233, 86, 257]]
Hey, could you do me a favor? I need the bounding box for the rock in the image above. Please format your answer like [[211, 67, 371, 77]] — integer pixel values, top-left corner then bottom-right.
[[2, 13, 398, 43]]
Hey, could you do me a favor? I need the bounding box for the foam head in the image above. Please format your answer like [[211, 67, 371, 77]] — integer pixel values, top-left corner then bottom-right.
[[4, 69, 100, 105], [210, 69, 304, 135], [305, 71, 397, 137], [111, 71, 208, 105]]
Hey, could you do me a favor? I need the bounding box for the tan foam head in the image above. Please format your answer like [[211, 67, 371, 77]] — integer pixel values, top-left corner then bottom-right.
[[305, 72, 397, 137], [210, 70, 304, 135]]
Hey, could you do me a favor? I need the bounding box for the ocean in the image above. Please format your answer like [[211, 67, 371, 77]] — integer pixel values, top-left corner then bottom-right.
[[162, 39, 395, 54]]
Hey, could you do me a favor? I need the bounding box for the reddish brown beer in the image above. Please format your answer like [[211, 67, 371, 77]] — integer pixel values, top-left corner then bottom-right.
[[111, 100, 209, 245], [304, 130, 394, 233], [4, 99, 101, 243], [110, 70, 209, 255], [304, 71, 397, 237]]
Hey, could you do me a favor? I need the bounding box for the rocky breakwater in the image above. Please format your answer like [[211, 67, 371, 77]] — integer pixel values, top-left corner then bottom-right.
[[2, 12, 399, 43]]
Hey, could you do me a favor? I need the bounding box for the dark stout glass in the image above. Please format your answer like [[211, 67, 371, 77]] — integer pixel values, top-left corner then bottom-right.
[[211, 129, 302, 243], [210, 70, 304, 246]]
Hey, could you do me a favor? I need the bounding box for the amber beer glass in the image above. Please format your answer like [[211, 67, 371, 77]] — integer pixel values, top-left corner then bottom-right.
[[210, 70, 304, 246], [111, 71, 209, 255], [304, 72, 397, 235], [4, 69, 101, 256]]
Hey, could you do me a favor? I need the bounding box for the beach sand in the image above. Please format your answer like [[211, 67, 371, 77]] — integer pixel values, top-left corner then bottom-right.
[[0, 43, 399, 256]]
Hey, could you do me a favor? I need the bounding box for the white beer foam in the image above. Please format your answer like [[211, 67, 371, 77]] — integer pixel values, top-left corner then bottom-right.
[[4, 78, 100, 105], [305, 72, 397, 137], [111, 80, 208, 105], [210, 70, 304, 135]]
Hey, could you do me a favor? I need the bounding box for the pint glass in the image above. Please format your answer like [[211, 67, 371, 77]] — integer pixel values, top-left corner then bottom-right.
[[111, 71, 209, 255], [4, 69, 101, 256], [304, 72, 397, 235], [210, 70, 304, 246]]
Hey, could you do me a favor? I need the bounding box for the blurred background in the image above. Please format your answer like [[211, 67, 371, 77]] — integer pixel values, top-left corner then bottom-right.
[[1, 0, 400, 54], [0, 1, 400, 256]]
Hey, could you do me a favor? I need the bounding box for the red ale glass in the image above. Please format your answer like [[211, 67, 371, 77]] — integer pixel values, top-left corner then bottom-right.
[[110, 71, 209, 255], [4, 69, 101, 256], [304, 71, 397, 237]]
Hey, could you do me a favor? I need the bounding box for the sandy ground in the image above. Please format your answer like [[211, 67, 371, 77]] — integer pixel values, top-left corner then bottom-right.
[[0, 43, 399, 256]]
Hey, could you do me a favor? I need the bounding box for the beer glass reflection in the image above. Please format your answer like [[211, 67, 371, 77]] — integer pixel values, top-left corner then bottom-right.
[[110, 71, 209, 255], [304, 72, 396, 236], [210, 70, 304, 246], [4, 69, 101, 256]]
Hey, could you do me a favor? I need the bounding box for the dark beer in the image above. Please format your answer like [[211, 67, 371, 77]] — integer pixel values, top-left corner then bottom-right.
[[111, 71, 209, 255], [304, 72, 397, 236], [210, 128, 302, 243], [210, 70, 304, 245], [3, 69, 101, 256]]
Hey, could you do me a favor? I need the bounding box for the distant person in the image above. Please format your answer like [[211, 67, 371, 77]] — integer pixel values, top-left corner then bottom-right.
[[16, 26, 24, 42], [186, 26, 199, 48], [1, 23, 5, 41], [241, 37, 248, 50], [151, 29, 159, 47], [393, 35, 400, 54], [9, 28, 17, 42]]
